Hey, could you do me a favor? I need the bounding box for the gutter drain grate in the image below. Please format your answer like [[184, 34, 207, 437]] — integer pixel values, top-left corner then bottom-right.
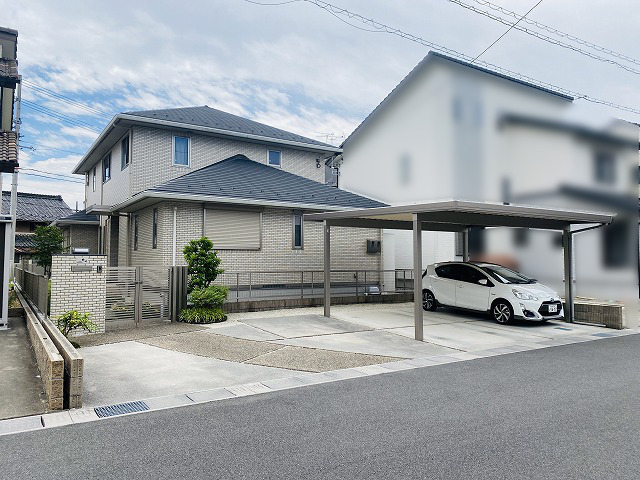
[[94, 401, 150, 418]]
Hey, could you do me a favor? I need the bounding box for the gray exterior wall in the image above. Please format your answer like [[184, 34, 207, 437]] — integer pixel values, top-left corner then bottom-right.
[[126, 201, 382, 273], [62, 224, 100, 254]]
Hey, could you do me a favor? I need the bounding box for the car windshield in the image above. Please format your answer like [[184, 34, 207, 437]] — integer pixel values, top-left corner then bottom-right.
[[478, 264, 535, 285]]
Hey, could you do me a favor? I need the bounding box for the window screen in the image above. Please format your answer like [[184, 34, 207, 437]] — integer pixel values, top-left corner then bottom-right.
[[204, 209, 261, 250]]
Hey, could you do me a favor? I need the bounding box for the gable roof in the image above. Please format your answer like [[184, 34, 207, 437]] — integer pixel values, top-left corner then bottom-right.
[[2, 191, 72, 223], [53, 209, 99, 226], [117, 154, 386, 212], [342, 51, 574, 148]]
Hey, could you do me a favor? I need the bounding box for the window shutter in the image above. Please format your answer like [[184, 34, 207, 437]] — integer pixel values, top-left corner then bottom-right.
[[204, 209, 261, 250]]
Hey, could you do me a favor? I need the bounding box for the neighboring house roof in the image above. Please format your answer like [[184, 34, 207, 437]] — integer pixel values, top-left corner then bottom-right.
[[2, 191, 72, 223], [73, 106, 341, 174], [341, 51, 574, 148], [500, 114, 640, 149], [0, 132, 18, 169], [116, 154, 387, 212], [14, 233, 36, 254], [52, 209, 99, 226]]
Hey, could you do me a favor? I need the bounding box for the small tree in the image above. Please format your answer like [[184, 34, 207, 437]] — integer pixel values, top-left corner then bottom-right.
[[56, 310, 98, 337], [183, 237, 223, 293], [33, 225, 65, 276]]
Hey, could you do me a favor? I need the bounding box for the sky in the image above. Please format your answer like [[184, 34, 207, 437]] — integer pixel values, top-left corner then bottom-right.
[[1, 0, 639, 209]]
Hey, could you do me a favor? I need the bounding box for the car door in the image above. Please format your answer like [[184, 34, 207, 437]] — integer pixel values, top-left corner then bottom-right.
[[454, 265, 493, 311], [432, 265, 457, 307]]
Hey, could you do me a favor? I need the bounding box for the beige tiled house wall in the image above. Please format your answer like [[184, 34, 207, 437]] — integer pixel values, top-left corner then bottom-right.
[[69, 224, 99, 254], [126, 201, 382, 274], [129, 127, 325, 196], [50, 255, 107, 334]]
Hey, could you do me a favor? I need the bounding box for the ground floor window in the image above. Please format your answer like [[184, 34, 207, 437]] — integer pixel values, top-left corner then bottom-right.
[[204, 208, 261, 250], [293, 213, 303, 249]]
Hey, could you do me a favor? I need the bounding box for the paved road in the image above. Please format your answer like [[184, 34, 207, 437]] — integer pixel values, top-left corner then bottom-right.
[[2, 334, 638, 479]]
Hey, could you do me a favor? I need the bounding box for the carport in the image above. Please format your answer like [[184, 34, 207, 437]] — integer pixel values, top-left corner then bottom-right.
[[304, 200, 614, 341]]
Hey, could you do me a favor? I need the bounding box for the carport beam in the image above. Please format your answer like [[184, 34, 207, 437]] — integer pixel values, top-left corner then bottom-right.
[[324, 220, 331, 318], [413, 214, 423, 341], [562, 227, 574, 323]]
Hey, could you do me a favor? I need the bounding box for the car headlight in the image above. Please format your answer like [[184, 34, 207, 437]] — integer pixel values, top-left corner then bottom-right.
[[512, 289, 538, 301]]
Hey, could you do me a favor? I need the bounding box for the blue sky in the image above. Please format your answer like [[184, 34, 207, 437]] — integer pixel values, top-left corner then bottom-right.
[[2, 0, 639, 208]]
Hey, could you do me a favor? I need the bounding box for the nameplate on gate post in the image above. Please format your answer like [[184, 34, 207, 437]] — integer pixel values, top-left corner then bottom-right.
[[71, 265, 93, 273]]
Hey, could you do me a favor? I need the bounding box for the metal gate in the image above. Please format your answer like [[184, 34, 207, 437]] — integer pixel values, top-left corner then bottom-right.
[[105, 266, 175, 330]]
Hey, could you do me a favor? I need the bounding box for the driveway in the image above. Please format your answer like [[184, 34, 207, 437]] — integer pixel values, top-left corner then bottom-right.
[[77, 302, 626, 407]]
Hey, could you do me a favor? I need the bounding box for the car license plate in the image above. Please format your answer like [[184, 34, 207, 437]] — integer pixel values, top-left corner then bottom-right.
[[548, 304, 557, 313]]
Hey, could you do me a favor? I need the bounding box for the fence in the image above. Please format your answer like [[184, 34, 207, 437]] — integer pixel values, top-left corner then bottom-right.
[[216, 269, 415, 303], [14, 266, 49, 315]]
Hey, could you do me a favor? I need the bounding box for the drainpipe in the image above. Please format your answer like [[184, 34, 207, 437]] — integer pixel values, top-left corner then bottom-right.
[[172, 206, 177, 266]]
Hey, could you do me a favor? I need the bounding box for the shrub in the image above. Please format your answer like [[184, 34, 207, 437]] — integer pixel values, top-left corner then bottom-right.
[[179, 306, 227, 324], [183, 237, 224, 293], [33, 225, 66, 277], [189, 285, 228, 308], [56, 310, 98, 337]]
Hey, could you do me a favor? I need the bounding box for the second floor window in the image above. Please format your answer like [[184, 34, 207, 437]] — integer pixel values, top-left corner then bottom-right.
[[92, 167, 96, 192], [102, 154, 111, 183], [594, 152, 616, 184], [267, 149, 281, 167], [121, 136, 129, 170], [152, 208, 158, 249], [173, 135, 190, 166]]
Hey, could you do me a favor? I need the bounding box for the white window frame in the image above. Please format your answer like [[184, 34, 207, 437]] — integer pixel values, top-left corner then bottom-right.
[[292, 212, 303, 249], [267, 149, 282, 168], [172, 135, 191, 167], [92, 167, 96, 192], [121, 135, 130, 170], [102, 153, 111, 183]]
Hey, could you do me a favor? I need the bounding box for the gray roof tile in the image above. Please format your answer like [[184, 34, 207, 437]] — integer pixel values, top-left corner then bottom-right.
[[126, 105, 336, 149], [2, 191, 72, 222], [149, 155, 386, 210]]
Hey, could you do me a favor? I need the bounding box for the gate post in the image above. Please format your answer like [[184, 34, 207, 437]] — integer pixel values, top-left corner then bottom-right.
[[134, 266, 143, 327], [169, 266, 188, 322]]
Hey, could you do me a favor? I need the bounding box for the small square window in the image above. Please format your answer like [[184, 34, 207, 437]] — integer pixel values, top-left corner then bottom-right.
[[267, 149, 281, 167], [102, 154, 111, 183], [293, 213, 303, 249], [121, 136, 129, 170], [173, 136, 190, 166], [152, 208, 158, 249]]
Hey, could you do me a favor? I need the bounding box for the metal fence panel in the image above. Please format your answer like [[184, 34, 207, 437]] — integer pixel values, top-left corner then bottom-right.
[[141, 267, 171, 323], [105, 267, 137, 330], [15, 267, 49, 315]]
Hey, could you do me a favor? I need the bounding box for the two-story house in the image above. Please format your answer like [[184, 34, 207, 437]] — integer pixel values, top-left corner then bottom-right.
[[338, 51, 638, 306], [71, 106, 385, 277]]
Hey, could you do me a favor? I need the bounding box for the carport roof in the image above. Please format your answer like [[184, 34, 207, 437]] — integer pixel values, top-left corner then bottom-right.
[[304, 200, 614, 231]]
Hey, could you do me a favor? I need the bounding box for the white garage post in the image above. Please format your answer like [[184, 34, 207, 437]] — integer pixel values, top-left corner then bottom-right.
[[413, 214, 423, 341], [323, 220, 331, 318], [462, 228, 469, 262], [562, 227, 574, 323]]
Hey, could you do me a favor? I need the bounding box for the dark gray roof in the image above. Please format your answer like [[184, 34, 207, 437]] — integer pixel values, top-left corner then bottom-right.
[[2, 191, 72, 222], [54, 209, 99, 225], [125, 105, 336, 150], [149, 155, 387, 209], [14, 233, 36, 253]]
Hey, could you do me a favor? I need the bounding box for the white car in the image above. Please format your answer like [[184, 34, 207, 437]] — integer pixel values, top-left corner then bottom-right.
[[421, 261, 563, 324]]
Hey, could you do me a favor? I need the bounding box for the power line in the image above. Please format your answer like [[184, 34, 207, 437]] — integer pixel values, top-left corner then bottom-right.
[[22, 80, 112, 119], [19, 172, 84, 184], [449, 0, 640, 75], [19, 167, 80, 181], [18, 142, 84, 156], [466, 0, 640, 67], [21, 100, 101, 133], [244, 0, 640, 115], [470, 0, 543, 64]]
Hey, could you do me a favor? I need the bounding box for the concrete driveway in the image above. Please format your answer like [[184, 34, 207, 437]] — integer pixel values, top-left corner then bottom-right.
[[77, 302, 623, 407]]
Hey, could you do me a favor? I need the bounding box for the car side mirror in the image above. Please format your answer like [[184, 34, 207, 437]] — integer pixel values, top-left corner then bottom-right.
[[478, 278, 488, 286]]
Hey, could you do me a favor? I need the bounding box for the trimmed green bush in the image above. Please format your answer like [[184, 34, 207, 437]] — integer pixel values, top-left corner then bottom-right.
[[56, 310, 98, 337], [179, 306, 227, 324], [183, 237, 224, 293], [189, 285, 228, 308]]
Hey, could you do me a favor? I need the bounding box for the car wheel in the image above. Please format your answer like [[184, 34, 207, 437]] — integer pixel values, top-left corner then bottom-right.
[[492, 300, 513, 324], [422, 290, 437, 311]]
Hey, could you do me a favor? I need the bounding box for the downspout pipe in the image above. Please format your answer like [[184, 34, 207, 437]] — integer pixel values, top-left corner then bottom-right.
[[172, 206, 177, 266]]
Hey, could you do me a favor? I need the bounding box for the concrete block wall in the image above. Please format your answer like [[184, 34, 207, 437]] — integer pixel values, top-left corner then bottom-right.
[[50, 255, 107, 334]]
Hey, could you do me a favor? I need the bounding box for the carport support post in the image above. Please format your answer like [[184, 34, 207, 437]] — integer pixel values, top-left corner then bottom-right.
[[413, 214, 423, 341], [462, 228, 469, 262], [323, 220, 331, 318], [563, 227, 574, 323]]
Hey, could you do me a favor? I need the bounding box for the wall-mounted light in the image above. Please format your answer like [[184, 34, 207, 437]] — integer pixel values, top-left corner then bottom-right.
[[316, 159, 321, 168]]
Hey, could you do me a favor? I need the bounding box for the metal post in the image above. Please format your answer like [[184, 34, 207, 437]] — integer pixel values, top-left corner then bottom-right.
[[323, 221, 331, 317], [311, 271, 314, 296], [462, 228, 469, 262], [355, 271, 359, 297], [236, 273, 239, 303], [562, 227, 574, 323], [301, 271, 304, 298], [134, 266, 142, 327], [413, 214, 423, 341], [9, 171, 18, 275], [364, 271, 367, 295], [248, 272, 252, 300]]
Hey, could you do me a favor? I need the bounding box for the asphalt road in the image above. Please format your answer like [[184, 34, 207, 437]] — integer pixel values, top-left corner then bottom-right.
[[1, 334, 638, 480]]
